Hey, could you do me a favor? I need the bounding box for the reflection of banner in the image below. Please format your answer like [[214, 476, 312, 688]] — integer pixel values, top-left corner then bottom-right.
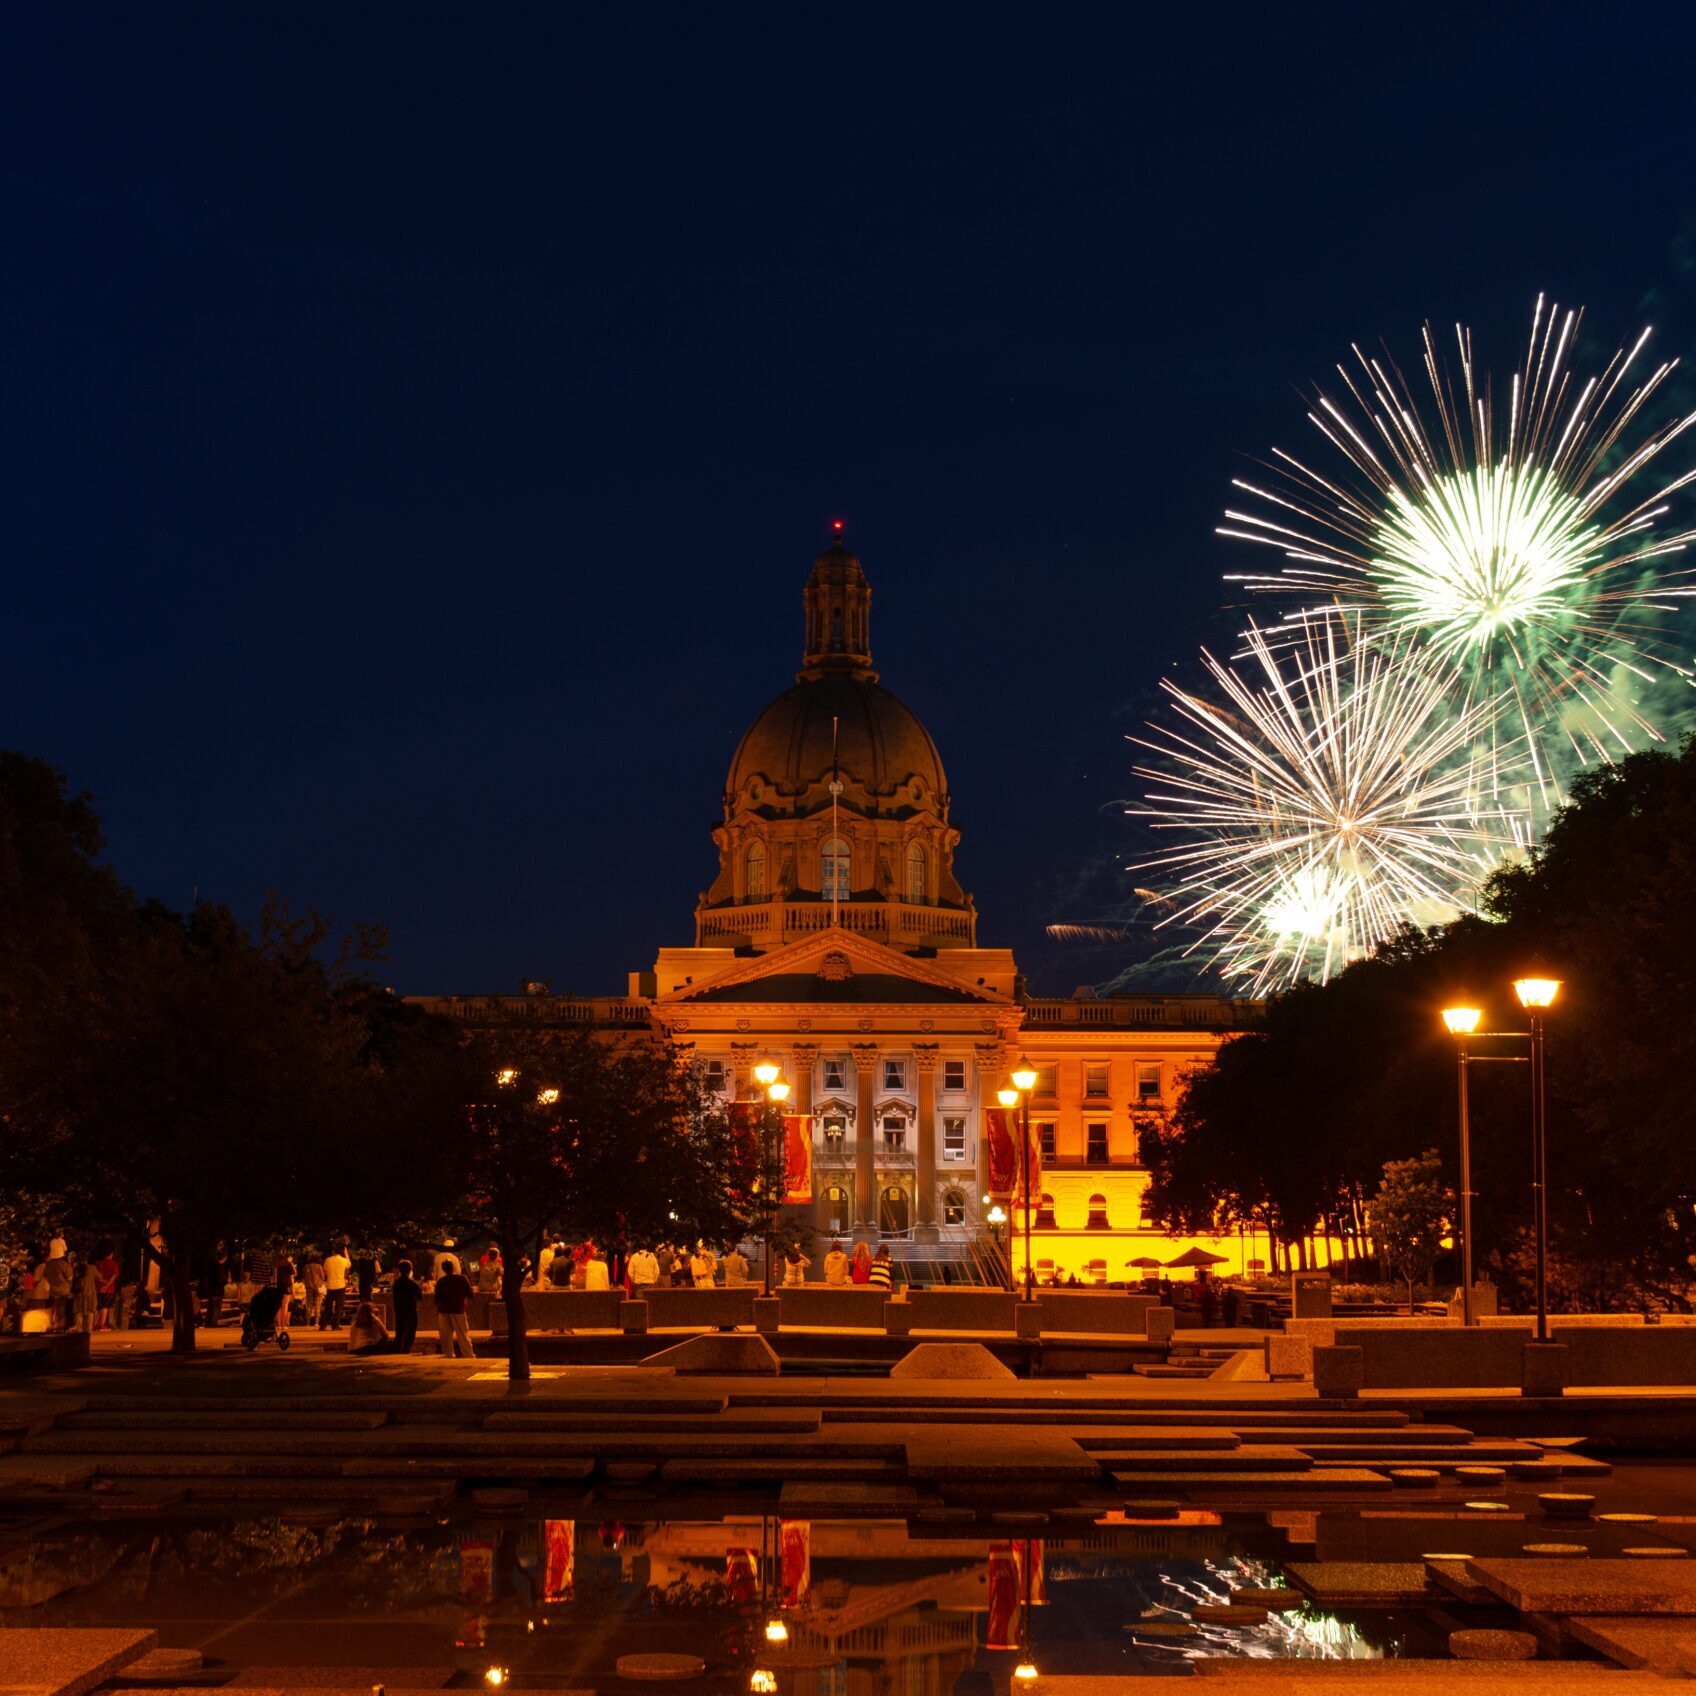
[[783, 1116, 812, 1204], [542, 1519, 575, 1603], [726, 1546, 758, 1607], [779, 1520, 810, 1608], [985, 1108, 1017, 1196], [459, 1536, 494, 1603], [986, 1541, 1021, 1648], [1015, 1537, 1046, 1605]]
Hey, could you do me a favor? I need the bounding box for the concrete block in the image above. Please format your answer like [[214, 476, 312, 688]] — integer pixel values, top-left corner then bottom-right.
[[1036, 1291, 1158, 1336], [643, 1287, 756, 1330], [638, 1333, 779, 1375], [1290, 1272, 1333, 1318], [1265, 1332, 1310, 1380], [1312, 1345, 1364, 1399], [1144, 1306, 1175, 1344], [1522, 1340, 1569, 1397], [775, 1286, 887, 1330], [620, 1300, 649, 1334], [883, 1300, 912, 1337], [1014, 1302, 1041, 1340], [888, 1343, 1016, 1380], [0, 1630, 158, 1696], [752, 1296, 781, 1335], [488, 1290, 621, 1333]]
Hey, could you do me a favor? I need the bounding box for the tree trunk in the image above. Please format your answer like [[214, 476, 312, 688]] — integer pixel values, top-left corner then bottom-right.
[[167, 1259, 197, 1354], [500, 1240, 530, 1382]]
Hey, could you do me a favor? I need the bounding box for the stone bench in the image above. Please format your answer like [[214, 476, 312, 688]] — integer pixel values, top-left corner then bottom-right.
[[777, 1287, 889, 1330], [488, 1291, 623, 1334], [1035, 1291, 1159, 1336], [905, 1288, 1017, 1333], [642, 1286, 757, 1330], [1331, 1322, 1696, 1388]]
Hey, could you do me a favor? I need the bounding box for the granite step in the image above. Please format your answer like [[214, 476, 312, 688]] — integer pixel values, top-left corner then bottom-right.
[[30, 1430, 904, 1460], [1108, 1467, 1392, 1493], [89, 1455, 598, 1483], [811, 1404, 1413, 1427], [1130, 1365, 1215, 1379], [481, 1410, 822, 1433], [1298, 1441, 1544, 1462], [1096, 1446, 1313, 1472], [181, 1479, 457, 1504], [661, 1458, 906, 1481], [60, 1411, 390, 1432]]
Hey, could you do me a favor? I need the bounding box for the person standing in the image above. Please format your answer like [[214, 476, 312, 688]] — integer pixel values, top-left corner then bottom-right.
[[583, 1247, 611, 1291], [1198, 1277, 1217, 1329], [536, 1241, 556, 1287], [477, 1249, 502, 1296], [432, 1256, 475, 1358], [823, 1242, 850, 1286], [722, 1246, 750, 1287], [43, 1245, 73, 1332], [71, 1256, 101, 1334], [93, 1246, 119, 1330], [689, 1246, 716, 1289], [320, 1243, 350, 1328], [628, 1245, 659, 1290], [202, 1242, 230, 1328], [389, 1259, 422, 1354], [302, 1255, 326, 1327]]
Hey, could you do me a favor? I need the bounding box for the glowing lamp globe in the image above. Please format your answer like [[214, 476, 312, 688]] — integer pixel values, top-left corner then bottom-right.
[[1013, 1662, 1039, 1684], [752, 1055, 781, 1088], [1441, 1005, 1482, 1035], [764, 1618, 789, 1644], [750, 1673, 777, 1695], [997, 1086, 1020, 1109], [1514, 976, 1561, 1010], [766, 1078, 791, 1103], [1011, 1057, 1038, 1092]]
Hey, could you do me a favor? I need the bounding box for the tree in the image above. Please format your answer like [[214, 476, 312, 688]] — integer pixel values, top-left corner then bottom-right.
[[1369, 1150, 1451, 1312], [414, 1022, 762, 1380]]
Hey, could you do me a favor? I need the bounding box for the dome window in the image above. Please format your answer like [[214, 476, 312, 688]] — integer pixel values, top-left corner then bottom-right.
[[821, 837, 850, 901], [906, 842, 926, 903], [745, 842, 766, 900]]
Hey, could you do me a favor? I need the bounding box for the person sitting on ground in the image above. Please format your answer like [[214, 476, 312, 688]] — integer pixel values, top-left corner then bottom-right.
[[867, 1245, 894, 1290], [823, 1241, 850, 1285], [849, 1241, 872, 1285], [432, 1256, 475, 1358], [721, 1245, 750, 1287], [348, 1300, 391, 1355]]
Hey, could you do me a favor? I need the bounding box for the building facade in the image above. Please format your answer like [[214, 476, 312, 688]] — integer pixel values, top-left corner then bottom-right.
[[418, 538, 1265, 1281]]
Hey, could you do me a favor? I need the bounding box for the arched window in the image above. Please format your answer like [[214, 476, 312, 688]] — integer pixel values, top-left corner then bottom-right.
[[745, 841, 766, 900], [880, 1185, 910, 1235], [1034, 1192, 1057, 1231], [942, 1189, 966, 1226], [824, 1185, 849, 1233], [821, 837, 850, 901], [906, 841, 926, 903], [1086, 1193, 1110, 1230]]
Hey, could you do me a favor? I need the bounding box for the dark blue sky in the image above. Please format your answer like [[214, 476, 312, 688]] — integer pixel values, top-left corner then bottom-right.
[[4, 5, 1695, 994]]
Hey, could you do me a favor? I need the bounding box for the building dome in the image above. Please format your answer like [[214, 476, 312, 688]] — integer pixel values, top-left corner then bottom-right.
[[728, 673, 947, 818]]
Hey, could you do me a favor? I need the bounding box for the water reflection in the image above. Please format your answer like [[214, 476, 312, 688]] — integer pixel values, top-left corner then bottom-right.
[[0, 1513, 1415, 1685]]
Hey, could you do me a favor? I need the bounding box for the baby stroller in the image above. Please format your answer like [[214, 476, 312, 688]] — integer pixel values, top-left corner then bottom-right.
[[240, 1283, 291, 1350]]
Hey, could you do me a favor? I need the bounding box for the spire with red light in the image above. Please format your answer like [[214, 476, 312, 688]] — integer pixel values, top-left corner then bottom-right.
[[799, 519, 875, 681]]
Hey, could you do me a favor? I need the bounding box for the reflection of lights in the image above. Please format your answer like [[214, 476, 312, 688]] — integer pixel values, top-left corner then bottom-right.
[[750, 1673, 777, 1694], [1130, 1558, 1382, 1662], [1012, 1662, 1039, 1684], [484, 1670, 508, 1687], [495, 1069, 518, 1088], [537, 1087, 559, 1105], [764, 1618, 789, 1644]]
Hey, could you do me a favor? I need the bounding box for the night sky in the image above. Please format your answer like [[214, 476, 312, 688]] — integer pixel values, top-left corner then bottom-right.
[[5, 5, 1695, 996]]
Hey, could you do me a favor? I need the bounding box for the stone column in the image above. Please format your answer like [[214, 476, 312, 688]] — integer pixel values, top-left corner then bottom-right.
[[851, 1042, 878, 1228], [790, 1044, 820, 1236], [730, 1041, 759, 1097], [913, 1045, 939, 1238]]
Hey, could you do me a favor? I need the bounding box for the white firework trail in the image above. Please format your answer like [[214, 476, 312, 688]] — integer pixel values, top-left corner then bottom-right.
[[1220, 296, 1696, 814], [1130, 614, 1524, 992]]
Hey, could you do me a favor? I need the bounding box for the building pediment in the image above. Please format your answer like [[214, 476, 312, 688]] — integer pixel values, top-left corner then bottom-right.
[[656, 927, 1014, 1008]]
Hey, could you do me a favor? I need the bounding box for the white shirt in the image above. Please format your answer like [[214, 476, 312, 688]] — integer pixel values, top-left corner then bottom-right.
[[584, 1258, 610, 1291], [628, 1250, 659, 1286], [323, 1253, 350, 1291]]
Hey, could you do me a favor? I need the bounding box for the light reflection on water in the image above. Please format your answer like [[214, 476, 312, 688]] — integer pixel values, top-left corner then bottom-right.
[[0, 1514, 1422, 1687]]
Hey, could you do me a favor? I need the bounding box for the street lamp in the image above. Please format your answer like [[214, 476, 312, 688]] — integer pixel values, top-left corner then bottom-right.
[[1514, 973, 1561, 1344], [1440, 1002, 1482, 1326], [1000, 1059, 1038, 1302], [760, 1068, 789, 1296]]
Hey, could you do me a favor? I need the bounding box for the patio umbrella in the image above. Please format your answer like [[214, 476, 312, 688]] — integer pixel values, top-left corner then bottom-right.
[[1125, 1256, 1165, 1269], [1164, 1247, 1228, 1270]]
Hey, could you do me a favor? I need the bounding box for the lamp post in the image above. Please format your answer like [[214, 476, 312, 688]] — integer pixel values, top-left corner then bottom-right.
[[753, 1055, 789, 1297], [1000, 1056, 1039, 1301], [1441, 1002, 1482, 1326], [1514, 975, 1561, 1344]]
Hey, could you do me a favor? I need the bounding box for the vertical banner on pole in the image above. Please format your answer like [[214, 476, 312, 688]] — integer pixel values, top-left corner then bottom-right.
[[779, 1520, 810, 1608], [986, 1541, 1021, 1648], [783, 1116, 813, 1204], [725, 1547, 758, 1608], [542, 1520, 575, 1603], [1016, 1537, 1046, 1604], [985, 1108, 1017, 1196]]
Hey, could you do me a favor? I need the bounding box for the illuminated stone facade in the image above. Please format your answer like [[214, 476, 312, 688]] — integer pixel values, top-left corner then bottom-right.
[[420, 540, 1264, 1281]]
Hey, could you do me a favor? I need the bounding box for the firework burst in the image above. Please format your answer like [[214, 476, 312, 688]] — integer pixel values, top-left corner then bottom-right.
[[1221, 296, 1696, 810], [1130, 614, 1523, 991]]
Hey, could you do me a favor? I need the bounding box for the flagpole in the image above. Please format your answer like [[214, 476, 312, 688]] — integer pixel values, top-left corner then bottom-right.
[[829, 714, 841, 928]]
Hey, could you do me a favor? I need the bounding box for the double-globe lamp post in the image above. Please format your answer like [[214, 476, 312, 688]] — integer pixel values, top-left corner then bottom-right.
[[751, 1054, 790, 1298], [997, 1055, 1039, 1300], [1440, 974, 1561, 1340]]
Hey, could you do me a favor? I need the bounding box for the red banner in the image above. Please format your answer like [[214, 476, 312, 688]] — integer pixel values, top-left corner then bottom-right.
[[779, 1519, 810, 1608], [985, 1108, 1017, 1196], [986, 1541, 1021, 1648], [1014, 1112, 1042, 1209], [542, 1519, 575, 1603], [783, 1115, 812, 1204], [725, 1546, 758, 1608], [1016, 1536, 1046, 1605]]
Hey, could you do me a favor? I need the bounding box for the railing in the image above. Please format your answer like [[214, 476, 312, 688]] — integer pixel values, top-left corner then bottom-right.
[[411, 994, 651, 1028], [1020, 995, 1258, 1029], [696, 898, 976, 948]]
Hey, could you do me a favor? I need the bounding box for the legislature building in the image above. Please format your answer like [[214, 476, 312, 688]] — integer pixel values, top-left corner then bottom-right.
[[419, 537, 1261, 1282]]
